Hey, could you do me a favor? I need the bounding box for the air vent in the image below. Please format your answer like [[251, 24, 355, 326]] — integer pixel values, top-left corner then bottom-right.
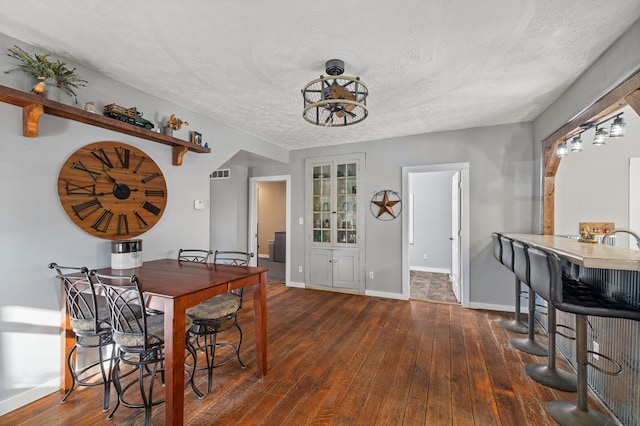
[[210, 169, 230, 179]]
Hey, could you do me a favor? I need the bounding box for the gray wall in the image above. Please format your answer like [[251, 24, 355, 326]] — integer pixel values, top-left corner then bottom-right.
[[252, 122, 537, 308], [209, 165, 249, 252], [409, 171, 454, 272]]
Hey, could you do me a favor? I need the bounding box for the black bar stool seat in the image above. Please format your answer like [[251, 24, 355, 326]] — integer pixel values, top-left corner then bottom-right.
[[492, 233, 529, 334]]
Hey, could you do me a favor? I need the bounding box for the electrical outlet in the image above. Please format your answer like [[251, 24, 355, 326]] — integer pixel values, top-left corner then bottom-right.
[[298, 265, 303, 273], [593, 341, 600, 360], [369, 271, 374, 279], [423, 253, 428, 260]]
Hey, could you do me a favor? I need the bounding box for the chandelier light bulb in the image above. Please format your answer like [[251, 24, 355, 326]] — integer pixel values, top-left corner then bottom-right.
[[570, 135, 583, 152], [593, 126, 608, 146], [609, 115, 626, 138]]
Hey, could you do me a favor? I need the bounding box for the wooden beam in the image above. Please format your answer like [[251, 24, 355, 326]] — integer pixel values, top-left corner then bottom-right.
[[626, 88, 640, 116]]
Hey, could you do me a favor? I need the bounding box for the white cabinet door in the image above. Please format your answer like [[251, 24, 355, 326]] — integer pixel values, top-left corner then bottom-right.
[[332, 249, 359, 289], [309, 248, 359, 290]]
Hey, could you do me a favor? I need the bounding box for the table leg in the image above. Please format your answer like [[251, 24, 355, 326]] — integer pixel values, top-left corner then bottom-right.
[[164, 298, 186, 426], [61, 289, 74, 392], [253, 271, 268, 377]]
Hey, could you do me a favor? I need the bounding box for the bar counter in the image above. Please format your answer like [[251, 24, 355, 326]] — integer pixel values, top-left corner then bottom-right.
[[499, 232, 640, 425], [503, 233, 640, 271]]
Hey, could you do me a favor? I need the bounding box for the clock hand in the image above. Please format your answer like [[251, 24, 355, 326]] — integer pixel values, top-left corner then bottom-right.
[[103, 170, 117, 183]]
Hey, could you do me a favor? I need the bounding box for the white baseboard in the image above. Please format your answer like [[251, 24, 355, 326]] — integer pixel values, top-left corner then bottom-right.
[[468, 302, 514, 312], [287, 281, 305, 288], [410, 266, 451, 274], [365, 289, 409, 300], [0, 378, 59, 416]]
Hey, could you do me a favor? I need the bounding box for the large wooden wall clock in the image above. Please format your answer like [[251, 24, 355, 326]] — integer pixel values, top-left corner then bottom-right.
[[57, 141, 167, 239]]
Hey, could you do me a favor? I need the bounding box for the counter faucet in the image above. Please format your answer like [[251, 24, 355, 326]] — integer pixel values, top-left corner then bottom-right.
[[601, 228, 640, 249]]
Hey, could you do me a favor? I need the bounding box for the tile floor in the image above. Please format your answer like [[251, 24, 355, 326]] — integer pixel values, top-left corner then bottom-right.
[[410, 270, 458, 304]]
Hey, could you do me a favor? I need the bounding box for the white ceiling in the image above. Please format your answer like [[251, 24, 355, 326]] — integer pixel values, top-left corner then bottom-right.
[[1, 1, 639, 150]]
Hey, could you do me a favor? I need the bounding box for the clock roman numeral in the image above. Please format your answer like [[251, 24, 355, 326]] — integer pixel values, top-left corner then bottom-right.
[[133, 211, 148, 228], [145, 189, 165, 197], [141, 172, 161, 184], [133, 156, 147, 174], [117, 214, 129, 235], [91, 209, 114, 232], [72, 198, 102, 219], [142, 201, 161, 215], [91, 148, 114, 170], [72, 160, 101, 181], [66, 182, 96, 196], [115, 147, 130, 169]]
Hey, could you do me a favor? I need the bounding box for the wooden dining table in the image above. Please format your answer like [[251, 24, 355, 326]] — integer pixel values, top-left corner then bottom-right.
[[60, 258, 269, 425]]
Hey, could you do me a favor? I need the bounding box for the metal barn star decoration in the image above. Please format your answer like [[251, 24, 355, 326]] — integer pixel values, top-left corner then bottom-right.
[[370, 190, 402, 220]]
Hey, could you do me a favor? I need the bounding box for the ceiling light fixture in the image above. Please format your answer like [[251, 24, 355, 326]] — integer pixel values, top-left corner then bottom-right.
[[593, 125, 608, 146], [570, 134, 583, 152], [557, 141, 569, 157], [556, 111, 627, 157], [609, 113, 626, 138], [302, 59, 368, 127]]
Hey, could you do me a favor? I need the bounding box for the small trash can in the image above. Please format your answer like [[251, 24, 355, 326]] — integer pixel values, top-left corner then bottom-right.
[[268, 240, 275, 261]]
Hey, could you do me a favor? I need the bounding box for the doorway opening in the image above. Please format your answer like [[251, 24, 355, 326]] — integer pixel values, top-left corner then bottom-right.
[[249, 175, 291, 284], [402, 163, 470, 306]]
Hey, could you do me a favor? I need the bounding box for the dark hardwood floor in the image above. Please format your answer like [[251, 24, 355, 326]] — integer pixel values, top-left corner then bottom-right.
[[0, 282, 613, 425]]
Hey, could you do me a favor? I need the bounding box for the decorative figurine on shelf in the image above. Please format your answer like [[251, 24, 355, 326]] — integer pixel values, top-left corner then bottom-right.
[[104, 103, 154, 129], [84, 101, 96, 113], [163, 114, 189, 135]]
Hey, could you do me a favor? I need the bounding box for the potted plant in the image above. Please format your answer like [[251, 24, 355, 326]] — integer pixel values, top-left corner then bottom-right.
[[5, 45, 87, 103], [163, 114, 189, 136]]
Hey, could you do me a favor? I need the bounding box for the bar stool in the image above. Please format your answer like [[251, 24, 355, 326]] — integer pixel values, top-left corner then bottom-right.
[[528, 247, 640, 425], [508, 239, 547, 356], [492, 233, 528, 334], [523, 245, 577, 392]]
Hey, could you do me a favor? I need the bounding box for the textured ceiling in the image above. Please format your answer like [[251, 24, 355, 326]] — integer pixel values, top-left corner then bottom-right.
[[1, 1, 639, 150]]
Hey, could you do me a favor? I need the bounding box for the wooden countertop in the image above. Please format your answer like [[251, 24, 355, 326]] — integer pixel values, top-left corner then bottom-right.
[[503, 233, 640, 271]]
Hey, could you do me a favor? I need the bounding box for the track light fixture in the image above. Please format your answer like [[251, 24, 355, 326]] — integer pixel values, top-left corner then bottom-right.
[[556, 111, 627, 158]]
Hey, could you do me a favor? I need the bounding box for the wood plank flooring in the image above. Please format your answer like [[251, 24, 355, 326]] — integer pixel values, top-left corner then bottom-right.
[[0, 282, 614, 426]]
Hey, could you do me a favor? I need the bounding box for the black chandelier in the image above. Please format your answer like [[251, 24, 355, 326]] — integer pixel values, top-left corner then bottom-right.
[[302, 59, 369, 127]]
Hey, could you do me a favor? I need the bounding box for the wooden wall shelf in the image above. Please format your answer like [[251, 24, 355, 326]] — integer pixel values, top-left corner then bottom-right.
[[0, 84, 210, 166]]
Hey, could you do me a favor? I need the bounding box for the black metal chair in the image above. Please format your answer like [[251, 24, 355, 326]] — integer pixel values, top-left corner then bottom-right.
[[91, 271, 202, 426], [49, 262, 114, 412], [508, 239, 548, 356], [183, 250, 253, 392], [528, 247, 640, 425], [178, 248, 213, 263], [493, 234, 528, 334], [522, 245, 577, 392]]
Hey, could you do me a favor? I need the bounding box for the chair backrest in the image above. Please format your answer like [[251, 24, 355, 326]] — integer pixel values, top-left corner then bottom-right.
[[49, 263, 103, 333], [526, 246, 562, 305], [499, 235, 514, 272], [213, 251, 254, 306], [491, 232, 503, 264], [178, 249, 213, 263], [91, 271, 157, 350], [511, 240, 530, 286], [213, 250, 254, 266]]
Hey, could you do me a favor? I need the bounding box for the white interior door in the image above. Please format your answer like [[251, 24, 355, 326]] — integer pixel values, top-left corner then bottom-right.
[[450, 171, 461, 301]]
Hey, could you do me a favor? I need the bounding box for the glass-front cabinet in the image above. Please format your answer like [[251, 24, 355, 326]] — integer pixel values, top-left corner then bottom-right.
[[306, 154, 365, 293]]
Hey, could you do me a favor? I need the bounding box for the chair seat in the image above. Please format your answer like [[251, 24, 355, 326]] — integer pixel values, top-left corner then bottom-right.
[[559, 278, 640, 320], [187, 294, 240, 321], [113, 314, 193, 347]]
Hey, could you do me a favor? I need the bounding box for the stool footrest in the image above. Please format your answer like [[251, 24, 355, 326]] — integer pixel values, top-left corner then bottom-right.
[[588, 350, 623, 376]]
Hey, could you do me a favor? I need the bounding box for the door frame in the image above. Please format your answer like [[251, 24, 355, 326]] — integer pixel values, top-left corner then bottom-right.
[[402, 163, 470, 307], [249, 175, 291, 285]]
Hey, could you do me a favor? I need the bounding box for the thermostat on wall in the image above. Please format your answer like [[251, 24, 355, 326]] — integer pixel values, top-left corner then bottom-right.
[[194, 200, 206, 210]]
